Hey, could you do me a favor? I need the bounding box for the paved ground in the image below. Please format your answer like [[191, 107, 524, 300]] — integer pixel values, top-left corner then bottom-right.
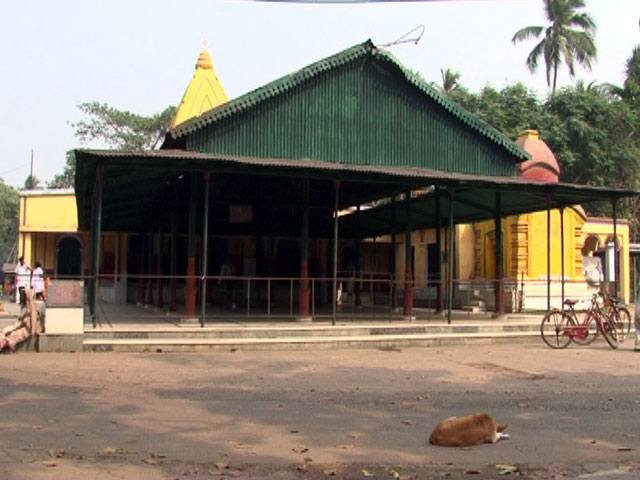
[[1, 340, 639, 479]]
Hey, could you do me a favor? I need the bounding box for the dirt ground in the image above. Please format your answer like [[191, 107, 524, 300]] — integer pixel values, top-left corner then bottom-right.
[[1, 340, 639, 479]]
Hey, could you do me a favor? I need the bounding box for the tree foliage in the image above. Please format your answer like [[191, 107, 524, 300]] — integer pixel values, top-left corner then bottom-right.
[[0, 179, 19, 264], [48, 104, 177, 189], [449, 76, 640, 238], [48, 151, 76, 189], [439, 68, 461, 95], [72, 102, 177, 151], [512, 0, 597, 93]]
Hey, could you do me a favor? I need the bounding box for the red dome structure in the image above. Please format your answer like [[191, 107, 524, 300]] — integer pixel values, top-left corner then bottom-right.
[[515, 130, 560, 182]]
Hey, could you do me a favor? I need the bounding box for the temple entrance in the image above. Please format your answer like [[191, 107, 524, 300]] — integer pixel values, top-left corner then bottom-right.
[[56, 236, 83, 279]]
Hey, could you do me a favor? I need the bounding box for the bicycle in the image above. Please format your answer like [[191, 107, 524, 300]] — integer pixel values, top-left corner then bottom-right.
[[540, 293, 618, 349], [598, 294, 632, 343]]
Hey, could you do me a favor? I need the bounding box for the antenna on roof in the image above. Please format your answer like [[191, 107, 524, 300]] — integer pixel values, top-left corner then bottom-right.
[[380, 25, 425, 48]]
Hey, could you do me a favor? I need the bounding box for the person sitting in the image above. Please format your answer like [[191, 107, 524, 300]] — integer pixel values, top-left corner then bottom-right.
[[0, 287, 44, 353]]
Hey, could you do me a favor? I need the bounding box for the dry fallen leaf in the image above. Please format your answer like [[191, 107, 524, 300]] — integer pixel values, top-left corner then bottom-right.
[[495, 463, 519, 475], [362, 469, 375, 477], [215, 460, 230, 470], [103, 447, 117, 455], [323, 469, 337, 476], [293, 446, 309, 454], [402, 420, 414, 426], [335, 444, 354, 449], [41, 460, 58, 467]]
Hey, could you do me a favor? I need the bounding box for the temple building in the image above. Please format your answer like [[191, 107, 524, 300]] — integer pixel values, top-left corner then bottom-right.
[[16, 41, 636, 322]]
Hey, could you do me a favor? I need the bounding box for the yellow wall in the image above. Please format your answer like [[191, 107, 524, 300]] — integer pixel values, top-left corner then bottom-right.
[[455, 207, 630, 302], [19, 192, 78, 232]]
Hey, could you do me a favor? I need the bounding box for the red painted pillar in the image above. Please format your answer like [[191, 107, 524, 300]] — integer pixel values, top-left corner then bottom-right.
[[185, 174, 198, 316], [299, 180, 310, 317]]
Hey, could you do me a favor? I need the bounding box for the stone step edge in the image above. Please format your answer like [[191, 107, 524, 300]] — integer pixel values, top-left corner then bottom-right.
[[82, 330, 540, 346], [83, 321, 543, 334]]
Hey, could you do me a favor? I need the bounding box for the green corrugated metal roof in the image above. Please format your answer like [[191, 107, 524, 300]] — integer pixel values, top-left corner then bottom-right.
[[170, 40, 529, 162]]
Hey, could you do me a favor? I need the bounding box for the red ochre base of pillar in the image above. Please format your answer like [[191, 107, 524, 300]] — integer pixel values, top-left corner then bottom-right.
[[185, 257, 197, 316], [298, 259, 310, 317]]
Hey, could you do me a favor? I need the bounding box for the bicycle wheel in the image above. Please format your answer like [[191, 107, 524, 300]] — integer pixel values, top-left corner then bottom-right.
[[615, 307, 632, 343], [599, 313, 619, 349], [571, 314, 598, 345], [541, 310, 573, 349]]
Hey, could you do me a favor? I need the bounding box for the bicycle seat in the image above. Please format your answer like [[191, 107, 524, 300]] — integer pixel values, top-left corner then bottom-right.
[[564, 299, 578, 307]]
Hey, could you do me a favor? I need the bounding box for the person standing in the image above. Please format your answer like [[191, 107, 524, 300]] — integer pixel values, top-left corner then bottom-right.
[[31, 261, 45, 300], [14, 257, 31, 306]]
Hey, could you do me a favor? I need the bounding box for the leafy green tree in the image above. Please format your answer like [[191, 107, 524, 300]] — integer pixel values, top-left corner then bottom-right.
[[72, 102, 177, 150], [451, 83, 543, 139], [48, 151, 76, 189], [511, 0, 597, 93], [50, 103, 177, 189], [0, 179, 19, 264]]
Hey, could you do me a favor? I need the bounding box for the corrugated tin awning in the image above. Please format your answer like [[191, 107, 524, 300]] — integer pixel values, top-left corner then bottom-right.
[[74, 149, 638, 236]]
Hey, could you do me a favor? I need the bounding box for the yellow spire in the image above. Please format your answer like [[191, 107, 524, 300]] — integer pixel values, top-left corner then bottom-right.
[[170, 44, 228, 129]]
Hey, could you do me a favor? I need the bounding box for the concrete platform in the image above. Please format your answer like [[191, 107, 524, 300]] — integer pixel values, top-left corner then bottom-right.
[[5, 298, 634, 353]]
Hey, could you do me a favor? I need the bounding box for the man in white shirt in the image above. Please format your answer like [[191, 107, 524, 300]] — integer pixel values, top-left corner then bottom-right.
[[14, 256, 31, 306]]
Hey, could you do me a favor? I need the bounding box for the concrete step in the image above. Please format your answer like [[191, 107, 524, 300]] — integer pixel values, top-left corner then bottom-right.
[[79, 321, 542, 352], [81, 331, 541, 352]]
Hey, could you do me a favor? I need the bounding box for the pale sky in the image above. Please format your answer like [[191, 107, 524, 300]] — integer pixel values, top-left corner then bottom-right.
[[1, 0, 638, 188]]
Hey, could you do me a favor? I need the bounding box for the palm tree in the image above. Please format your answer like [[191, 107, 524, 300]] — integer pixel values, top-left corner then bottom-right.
[[439, 68, 461, 95], [512, 0, 597, 93], [625, 45, 640, 86]]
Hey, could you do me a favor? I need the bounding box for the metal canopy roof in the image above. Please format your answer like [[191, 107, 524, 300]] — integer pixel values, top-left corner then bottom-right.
[[74, 149, 637, 236], [166, 40, 529, 177]]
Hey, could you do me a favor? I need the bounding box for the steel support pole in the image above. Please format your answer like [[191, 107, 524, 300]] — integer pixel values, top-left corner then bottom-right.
[[157, 219, 164, 308], [200, 172, 211, 327], [391, 197, 397, 310], [169, 186, 178, 312], [146, 226, 154, 305], [332, 180, 340, 326], [185, 174, 198, 317], [403, 189, 413, 317], [448, 188, 454, 324], [612, 198, 618, 298], [494, 190, 504, 316], [547, 197, 551, 311], [355, 205, 362, 307], [138, 230, 146, 305], [560, 206, 565, 307], [435, 188, 444, 314], [90, 167, 104, 326]]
